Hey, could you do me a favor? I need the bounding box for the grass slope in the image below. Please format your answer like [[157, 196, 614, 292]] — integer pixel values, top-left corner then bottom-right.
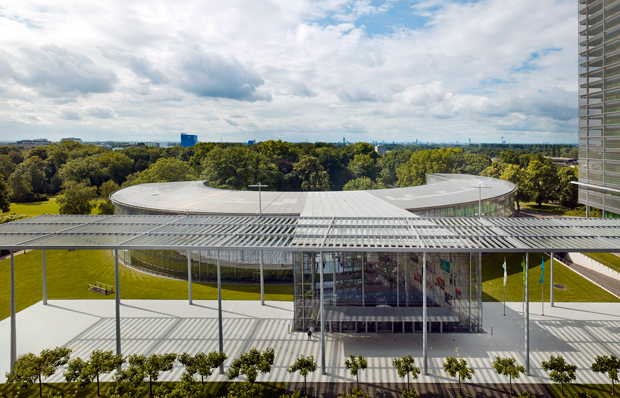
[[481, 253, 619, 302], [583, 252, 620, 274], [0, 381, 286, 398], [8, 198, 105, 216], [0, 249, 293, 321]]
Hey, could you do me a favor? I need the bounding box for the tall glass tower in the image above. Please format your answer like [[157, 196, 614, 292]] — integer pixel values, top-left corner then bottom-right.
[[579, 0, 620, 218]]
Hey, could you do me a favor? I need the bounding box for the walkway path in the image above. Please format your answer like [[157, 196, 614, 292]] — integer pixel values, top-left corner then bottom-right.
[[2, 300, 619, 387]]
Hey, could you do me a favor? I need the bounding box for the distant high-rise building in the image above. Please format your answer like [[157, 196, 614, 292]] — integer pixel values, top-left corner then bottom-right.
[[343, 137, 345, 145], [374, 145, 386, 155], [579, 1, 620, 218], [61, 137, 82, 143], [248, 140, 256, 145], [180, 133, 197, 148]]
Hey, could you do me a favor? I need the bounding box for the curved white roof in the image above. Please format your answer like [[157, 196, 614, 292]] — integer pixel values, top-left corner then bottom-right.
[[111, 174, 516, 218]]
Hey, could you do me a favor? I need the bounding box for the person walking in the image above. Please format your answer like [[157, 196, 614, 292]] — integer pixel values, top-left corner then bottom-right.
[[308, 326, 314, 340]]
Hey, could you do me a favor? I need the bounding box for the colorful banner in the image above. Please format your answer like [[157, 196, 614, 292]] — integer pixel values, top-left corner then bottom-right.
[[521, 257, 526, 285], [440, 258, 451, 273], [445, 292, 452, 304], [414, 271, 422, 284], [539, 258, 545, 284], [435, 276, 445, 291], [502, 258, 507, 287]]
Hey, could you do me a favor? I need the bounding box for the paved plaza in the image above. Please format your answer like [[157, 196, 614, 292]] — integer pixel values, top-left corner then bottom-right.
[[1, 300, 619, 386]]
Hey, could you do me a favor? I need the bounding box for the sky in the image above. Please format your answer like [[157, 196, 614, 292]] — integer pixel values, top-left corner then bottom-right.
[[0, 0, 578, 144]]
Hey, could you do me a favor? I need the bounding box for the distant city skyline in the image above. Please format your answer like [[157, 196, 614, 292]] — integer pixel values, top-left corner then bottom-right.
[[0, 0, 576, 143]]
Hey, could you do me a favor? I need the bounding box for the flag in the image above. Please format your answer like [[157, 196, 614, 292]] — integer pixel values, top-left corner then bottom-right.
[[539, 258, 545, 284], [440, 258, 451, 273], [502, 258, 507, 286], [521, 257, 526, 285]]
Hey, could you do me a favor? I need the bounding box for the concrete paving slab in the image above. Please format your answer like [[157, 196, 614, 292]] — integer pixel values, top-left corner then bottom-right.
[[1, 300, 619, 387]]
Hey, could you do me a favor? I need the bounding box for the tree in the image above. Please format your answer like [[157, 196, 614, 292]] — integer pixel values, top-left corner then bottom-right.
[[6, 347, 72, 397], [557, 167, 578, 209], [481, 160, 504, 179], [228, 348, 275, 384], [167, 372, 203, 398], [500, 164, 529, 211], [316, 147, 351, 190], [0, 177, 10, 212], [591, 355, 620, 396], [127, 353, 177, 397], [201, 146, 281, 190], [287, 355, 317, 395], [452, 152, 491, 176], [57, 181, 97, 215], [343, 177, 382, 191], [258, 140, 299, 162], [500, 150, 520, 165], [396, 148, 455, 187], [524, 159, 558, 206], [542, 355, 576, 396], [377, 149, 413, 186], [344, 354, 368, 391], [59, 156, 111, 188], [348, 154, 378, 180], [226, 381, 261, 398], [97, 180, 121, 215], [21, 156, 49, 194], [189, 142, 216, 169], [64, 349, 123, 396], [443, 356, 474, 397], [392, 355, 420, 393], [492, 356, 526, 396], [0, 154, 17, 180], [293, 156, 330, 191], [8, 168, 32, 202], [134, 158, 197, 185], [178, 351, 227, 384], [98, 152, 134, 185]]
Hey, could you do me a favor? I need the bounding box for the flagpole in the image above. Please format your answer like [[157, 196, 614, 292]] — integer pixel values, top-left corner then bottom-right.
[[542, 281, 544, 316], [522, 256, 525, 316], [503, 284, 506, 316]]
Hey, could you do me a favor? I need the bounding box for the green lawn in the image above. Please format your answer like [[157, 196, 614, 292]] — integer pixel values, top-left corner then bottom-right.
[[583, 252, 620, 274], [547, 383, 618, 398], [481, 252, 619, 303], [520, 201, 601, 218], [9, 198, 60, 215], [8, 198, 105, 216], [0, 249, 293, 321], [0, 381, 287, 398]]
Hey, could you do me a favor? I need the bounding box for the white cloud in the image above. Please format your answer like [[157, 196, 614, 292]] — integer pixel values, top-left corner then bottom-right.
[[85, 106, 117, 119], [0, 0, 578, 143]]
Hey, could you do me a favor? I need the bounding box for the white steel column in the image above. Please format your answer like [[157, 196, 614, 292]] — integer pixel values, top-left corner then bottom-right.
[[187, 251, 193, 305], [422, 252, 427, 375], [260, 251, 264, 305], [320, 251, 325, 375], [217, 251, 224, 374], [550, 255, 554, 307], [10, 250, 16, 371], [42, 249, 47, 305], [525, 252, 530, 375], [114, 249, 121, 371]]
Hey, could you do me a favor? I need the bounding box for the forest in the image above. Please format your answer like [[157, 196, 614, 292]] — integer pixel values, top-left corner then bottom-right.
[[0, 140, 579, 215]]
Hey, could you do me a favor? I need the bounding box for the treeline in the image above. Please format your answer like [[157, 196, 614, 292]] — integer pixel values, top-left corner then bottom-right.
[[0, 140, 578, 215], [6, 347, 618, 398]]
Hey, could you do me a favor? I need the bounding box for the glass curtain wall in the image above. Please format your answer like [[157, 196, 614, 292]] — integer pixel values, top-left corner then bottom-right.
[[293, 251, 482, 333], [119, 249, 293, 284]]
